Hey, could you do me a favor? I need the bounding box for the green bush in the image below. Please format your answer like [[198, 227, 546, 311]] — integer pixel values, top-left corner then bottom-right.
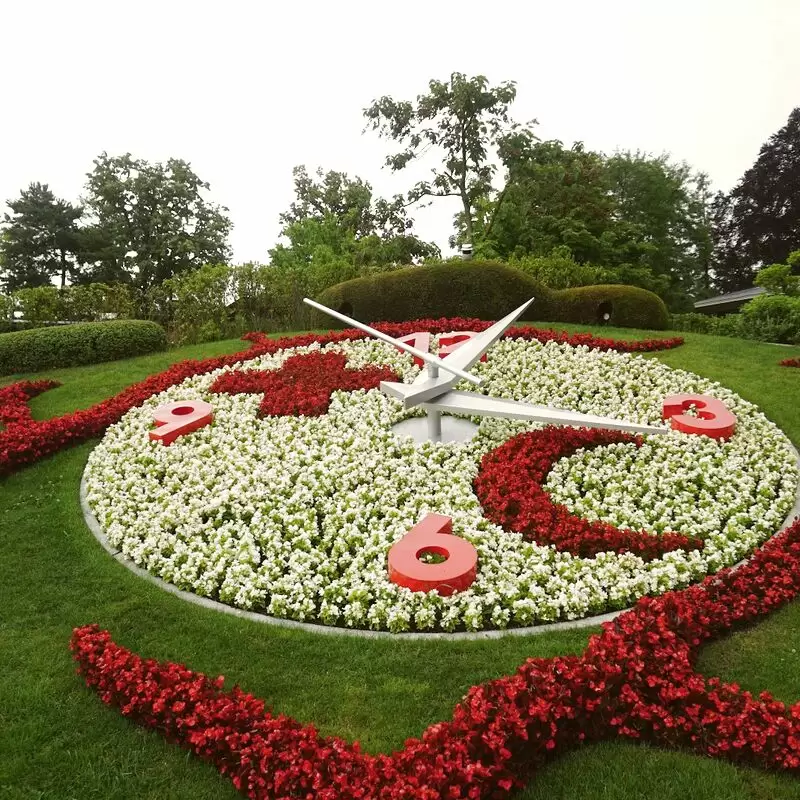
[[0, 320, 167, 376], [739, 295, 800, 344], [314, 262, 670, 330], [545, 284, 670, 330]]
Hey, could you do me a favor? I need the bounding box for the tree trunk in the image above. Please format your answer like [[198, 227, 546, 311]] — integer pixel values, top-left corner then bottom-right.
[[461, 193, 473, 244], [60, 249, 67, 288]]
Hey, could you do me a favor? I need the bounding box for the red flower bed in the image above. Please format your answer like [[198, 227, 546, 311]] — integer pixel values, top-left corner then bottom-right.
[[780, 358, 800, 368], [0, 380, 60, 428], [211, 351, 399, 417], [71, 516, 800, 799], [0, 320, 682, 478], [474, 428, 704, 559]]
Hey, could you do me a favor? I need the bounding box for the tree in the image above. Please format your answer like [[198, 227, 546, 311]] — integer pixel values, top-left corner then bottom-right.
[[0, 183, 83, 291], [270, 166, 439, 273], [712, 108, 800, 290], [82, 153, 232, 290], [364, 72, 533, 245]]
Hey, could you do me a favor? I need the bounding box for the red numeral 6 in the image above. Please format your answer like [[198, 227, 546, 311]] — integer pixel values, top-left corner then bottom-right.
[[150, 400, 213, 446], [662, 394, 736, 440], [388, 513, 478, 596]]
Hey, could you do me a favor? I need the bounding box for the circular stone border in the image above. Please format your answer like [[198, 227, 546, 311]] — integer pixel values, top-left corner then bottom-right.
[[80, 440, 800, 641]]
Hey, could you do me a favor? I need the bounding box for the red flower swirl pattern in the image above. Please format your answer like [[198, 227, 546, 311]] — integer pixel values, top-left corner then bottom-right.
[[474, 427, 704, 559]]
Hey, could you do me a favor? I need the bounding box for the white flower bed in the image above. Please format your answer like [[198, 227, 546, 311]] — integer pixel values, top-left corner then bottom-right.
[[84, 336, 798, 632]]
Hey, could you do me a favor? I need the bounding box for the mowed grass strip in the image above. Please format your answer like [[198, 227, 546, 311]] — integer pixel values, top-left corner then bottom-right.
[[1, 326, 800, 799]]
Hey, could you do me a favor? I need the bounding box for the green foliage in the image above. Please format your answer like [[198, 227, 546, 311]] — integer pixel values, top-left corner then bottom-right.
[[314, 261, 669, 330], [163, 264, 234, 345], [472, 141, 712, 309], [11, 283, 135, 326], [544, 284, 670, 330], [739, 295, 800, 344], [364, 72, 534, 244], [82, 153, 232, 289], [13, 285, 64, 325], [755, 261, 800, 296], [0, 319, 166, 375], [712, 108, 800, 291], [0, 182, 84, 290], [315, 261, 546, 325]]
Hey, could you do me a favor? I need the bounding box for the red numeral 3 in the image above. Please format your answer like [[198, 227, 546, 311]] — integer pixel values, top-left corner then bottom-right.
[[662, 394, 736, 439]]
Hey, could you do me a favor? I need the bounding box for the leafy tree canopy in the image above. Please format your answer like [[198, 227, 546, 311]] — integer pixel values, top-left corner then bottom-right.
[[81, 153, 232, 290], [712, 107, 800, 291], [1, 182, 84, 291], [364, 72, 535, 245]]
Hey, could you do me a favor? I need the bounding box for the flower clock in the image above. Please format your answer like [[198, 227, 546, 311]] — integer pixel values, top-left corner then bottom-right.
[[4, 308, 799, 797]]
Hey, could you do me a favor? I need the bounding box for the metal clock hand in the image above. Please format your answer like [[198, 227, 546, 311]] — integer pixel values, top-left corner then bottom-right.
[[304, 297, 669, 442]]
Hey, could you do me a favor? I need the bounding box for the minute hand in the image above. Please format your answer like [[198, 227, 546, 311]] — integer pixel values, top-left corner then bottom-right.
[[421, 391, 669, 436]]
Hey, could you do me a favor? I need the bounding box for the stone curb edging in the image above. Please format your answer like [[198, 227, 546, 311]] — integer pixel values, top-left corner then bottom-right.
[[80, 444, 800, 642]]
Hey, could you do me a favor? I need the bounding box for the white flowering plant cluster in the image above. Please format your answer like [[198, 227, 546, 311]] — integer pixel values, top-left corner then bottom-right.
[[84, 336, 798, 633]]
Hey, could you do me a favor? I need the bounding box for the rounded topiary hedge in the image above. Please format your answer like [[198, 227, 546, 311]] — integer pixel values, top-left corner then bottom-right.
[[546, 284, 670, 330], [0, 319, 167, 376], [314, 262, 548, 325], [315, 262, 670, 331]]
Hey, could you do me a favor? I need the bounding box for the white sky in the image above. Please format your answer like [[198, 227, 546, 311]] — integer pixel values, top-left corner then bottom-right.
[[2, 0, 799, 262]]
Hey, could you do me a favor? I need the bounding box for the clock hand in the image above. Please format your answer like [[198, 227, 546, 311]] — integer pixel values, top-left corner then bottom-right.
[[303, 298, 482, 387], [421, 390, 669, 436]]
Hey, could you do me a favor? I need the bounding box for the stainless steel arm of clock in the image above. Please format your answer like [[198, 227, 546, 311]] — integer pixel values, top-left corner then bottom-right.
[[303, 298, 669, 441]]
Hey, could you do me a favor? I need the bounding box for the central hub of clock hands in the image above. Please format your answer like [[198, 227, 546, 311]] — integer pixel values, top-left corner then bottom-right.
[[303, 297, 669, 442]]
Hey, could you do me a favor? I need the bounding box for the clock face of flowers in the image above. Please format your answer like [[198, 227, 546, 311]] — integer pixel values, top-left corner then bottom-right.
[[84, 335, 798, 633]]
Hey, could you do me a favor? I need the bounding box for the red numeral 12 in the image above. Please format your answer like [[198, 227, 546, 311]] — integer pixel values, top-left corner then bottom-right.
[[388, 513, 478, 596]]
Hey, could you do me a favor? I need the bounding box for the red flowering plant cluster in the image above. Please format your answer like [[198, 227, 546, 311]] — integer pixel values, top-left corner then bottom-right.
[[0, 320, 682, 478], [0, 380, 61, 428], [780, 358, 800, 368], [71, 515, 800, 799], [474, 428, 704, 560], [210, 351, 399, 417]]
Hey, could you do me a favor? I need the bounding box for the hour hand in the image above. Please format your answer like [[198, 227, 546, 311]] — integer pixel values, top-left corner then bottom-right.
[[421, 391, 669, 436]]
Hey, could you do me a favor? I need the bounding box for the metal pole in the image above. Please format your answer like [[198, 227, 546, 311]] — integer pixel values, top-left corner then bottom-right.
[[426, 363, 442, 442]]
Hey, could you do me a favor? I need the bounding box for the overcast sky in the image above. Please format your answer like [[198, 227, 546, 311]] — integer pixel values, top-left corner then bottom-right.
[[2, 0, 798, 262]]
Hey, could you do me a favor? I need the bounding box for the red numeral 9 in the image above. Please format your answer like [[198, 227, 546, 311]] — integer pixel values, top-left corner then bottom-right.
[[388, 513, 478, 596], [662, 394, 736, 440], [150, 400, 213, 446]]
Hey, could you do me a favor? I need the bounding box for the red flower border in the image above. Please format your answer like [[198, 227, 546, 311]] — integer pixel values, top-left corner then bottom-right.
[[474, 427, 704, 559], [0, 321, 682, 477], [71, 516, 800, 799]]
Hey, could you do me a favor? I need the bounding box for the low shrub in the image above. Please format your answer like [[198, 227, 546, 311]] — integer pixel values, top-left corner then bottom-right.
[[0, 319, 167, 376], [672, 298, 800, 345], [739, 295, 800, 344], [315, 262, 670, 330]]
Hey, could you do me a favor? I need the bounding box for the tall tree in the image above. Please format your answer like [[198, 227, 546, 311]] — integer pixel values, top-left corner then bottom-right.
[[364, 72, 533, 245], [712, 107, 800, 290], [82, 153, 232, 289], [270, 166, 439, 272], [0, 183, 83, 291]]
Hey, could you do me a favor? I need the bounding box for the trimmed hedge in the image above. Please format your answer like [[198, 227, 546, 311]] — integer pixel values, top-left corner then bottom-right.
[[0, 320, 167, 376], [314, 262, 670, 330], [545, 284, 670, 330]]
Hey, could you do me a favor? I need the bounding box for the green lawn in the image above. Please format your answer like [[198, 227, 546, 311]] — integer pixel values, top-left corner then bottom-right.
[[2, 325, 800, 799]]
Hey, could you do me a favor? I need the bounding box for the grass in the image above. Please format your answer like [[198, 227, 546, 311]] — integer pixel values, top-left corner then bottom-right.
[[1, 325, 800, 799]]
